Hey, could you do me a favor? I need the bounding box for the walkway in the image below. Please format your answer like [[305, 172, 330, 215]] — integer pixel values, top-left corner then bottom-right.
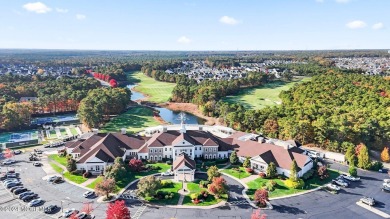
[[177, 182, 189, 205], [80, 177, 97, 187], [240, 174, 258, 184]]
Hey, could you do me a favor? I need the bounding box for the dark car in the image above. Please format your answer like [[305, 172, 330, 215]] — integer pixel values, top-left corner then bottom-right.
[[14, 188, 28, 195], [6, 182, 21, 188], [10, 186, 23, 193], [52, 177, 64, 184], [22, 194, 38, 202], [19, 191, 34, 199], [44, 205, 58, 214]]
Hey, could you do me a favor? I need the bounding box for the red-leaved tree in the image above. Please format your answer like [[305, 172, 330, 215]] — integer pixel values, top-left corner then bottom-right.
[[106, 200, 130, 219], [254, 189, 269, 207], [208, 176, 227, 198], [81, 202, 94, 215], [251, 209, 267, 219], [109, 79, 118, 88], [128, 158, 144, 172], [95, 178, 116, 199]]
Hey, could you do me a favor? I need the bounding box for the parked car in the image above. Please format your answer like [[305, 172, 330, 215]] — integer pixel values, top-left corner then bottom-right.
[[6, 182, 21, 188], [76, 212, 88, 219], [4, 179, 19, 184], [382, 185, 390, 193], [44, 205, 59, 214], [53, 177, 64, 184], [0, 174, 6, 180], [63, 209, 79, 218], [22, 194, 38, 202], [33, 162, 41, 167], [341, 174, 360, 182], [2, 160, 15, 165], [35, 150, 42, 155], [83, 191, 94, 198], [14, 188, 28, 195], [379, 168, 388, 173], [47, 176, 59, 182], [332, 179, 348, 187], [28, 198, 43, 207], [383, 182, 390, 187], [7, 173, 17, 178], [13, 150, 22, 155], [6, 169, 15, 174], [384, 179, 390, 183], [326, 183, 341, 191], [10, 186, 24, 193], [19, 191, 34, 199], [360, 197, 375, 206], [160, 170, 174, 176]]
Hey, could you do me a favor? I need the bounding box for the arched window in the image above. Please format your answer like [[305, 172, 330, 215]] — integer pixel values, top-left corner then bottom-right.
[[205, 154, 208, 159], [154, 156, 158, 161], [159, 155, 162, 160], [213, 154, 217, 159]]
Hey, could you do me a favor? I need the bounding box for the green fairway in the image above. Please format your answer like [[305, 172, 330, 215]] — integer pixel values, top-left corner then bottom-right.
[[222, 77, 311, 110], [127, 71, 175, 103], [101, 106, 161, 133], [69, 128, 78, 136]]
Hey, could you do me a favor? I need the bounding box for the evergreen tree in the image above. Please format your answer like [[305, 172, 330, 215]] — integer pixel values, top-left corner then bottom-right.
[[357, 144, 371, 169], [243, 157, 251, 168], [344, 143, 355, 164], [349, 165, 357, 177], [289, 159, 298, 182], [230, 151, 238, 164], [266, 162, 277, 179]]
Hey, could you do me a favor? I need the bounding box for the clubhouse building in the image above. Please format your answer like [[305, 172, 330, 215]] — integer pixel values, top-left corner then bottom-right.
[[65, 120, 313, 179]]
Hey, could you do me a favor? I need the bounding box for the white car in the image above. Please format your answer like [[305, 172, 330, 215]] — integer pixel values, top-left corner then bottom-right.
[[326, 183, 341, 191], [160, 170, 174, 176], [384, 179, 390, 183], [83, 191, 94, 198], [332, 179, 348, 187], [47, 176, 59, 182], [28, 198, 43, 207], [342, 175, 360, 182], [2, 160, 15, 165], [360, 197, 375, 206], [63, 208, 78, 218], [383, 182, 390, 187], [13, 150, 22, 155], [33, 162, 41, 167]]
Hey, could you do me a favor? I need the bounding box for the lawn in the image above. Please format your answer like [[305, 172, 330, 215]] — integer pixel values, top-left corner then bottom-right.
[[183, 181, 227, 206], [87, 176, 104, 189], [49, 154, 67, 166], [50, 162, 64, 173], [101, 106, 161, 134], [127, 71, 176, 103], [147, 180, 182, 205], [222, 77, 311, 110], [69, 128, 78, 136], [195, 159, 229, 172], [60, 128, 68, 137], [247, 169, 340, 199], [63, 172, 88, 184], [221, 166, 251, 179]]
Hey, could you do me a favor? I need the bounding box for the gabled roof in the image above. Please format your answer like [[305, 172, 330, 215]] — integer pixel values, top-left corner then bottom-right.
[[172, 133, 197, 146], [172, 153, 196, 171]]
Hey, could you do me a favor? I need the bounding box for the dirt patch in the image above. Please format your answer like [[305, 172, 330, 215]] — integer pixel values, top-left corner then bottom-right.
[[160, 102, 221, 126]]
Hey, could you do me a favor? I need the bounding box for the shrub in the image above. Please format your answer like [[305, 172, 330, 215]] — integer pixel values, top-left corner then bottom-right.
[[200, 190, 208, 198], [165, 160, 172, 165], [83, 171, 91, 178], [161, 180, 173, 188], [302, 169, 315, 180], [216, 159, 228, 164], [370, 161, 383, 171], [246, 168, 253, 174], [199, 180, 209, 188], [284, 178, 304, 189], [258, 172, 266, 178], [190, 193, 199, 200], [265, 180, 277, 191], [193, 198, 200, 204], [349, 165, 357, 177]]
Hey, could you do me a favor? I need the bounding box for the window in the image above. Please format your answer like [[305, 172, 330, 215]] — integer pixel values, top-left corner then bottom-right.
[[170, 148, 172, 151], [183, 142, 185, 144], [205, 155, 208, 159], [165, 155, 167, 158], [165, 148, 167, 151], [205, 148, 208, 152], [195, 147, 197, 151], [96, 166, 100, 171], [170, 155, 172, 158]]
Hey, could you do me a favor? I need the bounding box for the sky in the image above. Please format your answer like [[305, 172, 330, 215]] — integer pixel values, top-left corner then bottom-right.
[[0, 0, 389, 51]]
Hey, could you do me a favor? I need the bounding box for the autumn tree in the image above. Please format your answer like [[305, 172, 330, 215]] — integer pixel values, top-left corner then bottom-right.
[[254, 189, 269, 207], [263, 119, 279, 138], [136, 175, 161, 198], [106, 200, 130, 219], [266, 162, 277, 179], [208, 176, 228, 198], [344, 143, 355, 164], [317, 166, 329, 180], [229, 151, 238, 164], [81, 202, 94, 215], [349, 154, 358, 167], [243, 157, 251, 168], [129, 158, 144, 172], [105, 158, 127, 181], [207, 165, 221, 181], [95, 178, 116, 199], [251, 209, 267, 219], [357, 144, 371, 169], [289, 159, 298, 182], [381, 147, 390, 163]]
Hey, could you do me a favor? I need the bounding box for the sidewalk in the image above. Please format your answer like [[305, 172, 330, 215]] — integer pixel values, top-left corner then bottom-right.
[[241, 175, 258, 184], [81, 177, 97, 187]]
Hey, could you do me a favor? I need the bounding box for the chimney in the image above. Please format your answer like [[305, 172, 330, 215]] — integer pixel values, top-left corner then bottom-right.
[[92, 129, 99, 135], [121, 128, 126, 135]]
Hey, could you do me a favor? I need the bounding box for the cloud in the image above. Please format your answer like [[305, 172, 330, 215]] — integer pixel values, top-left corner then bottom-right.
[[335, 0, 351, 3], [177, 36, 191, 44], [372, 22, 384, 30], [219, 16, 239, 25], [56, 8, 68, 13], [22, 2, 52, 14], [346, 20, 366, 29], [76, 14, 86, 20]]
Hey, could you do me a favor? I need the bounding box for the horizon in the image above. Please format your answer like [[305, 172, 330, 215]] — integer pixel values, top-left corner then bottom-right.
[[1, 0, 389, 50]]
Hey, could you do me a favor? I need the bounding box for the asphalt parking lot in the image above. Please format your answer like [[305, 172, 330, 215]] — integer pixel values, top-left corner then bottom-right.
[[0, 148, 108, 219]]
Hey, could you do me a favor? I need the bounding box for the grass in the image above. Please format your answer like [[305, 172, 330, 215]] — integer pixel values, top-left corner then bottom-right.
[[195, 160, 229, 172], [221, 166, 251, 179], [247, 170, 340, 199], [50, 162, 64, 173], [127, 71, 176, 103], [148, 180, 182, 205], [48, 154, 68, 166], [63, 172, 88, 184], [183, 180, 227, 206], [101, 106, 161, 134], [222, 77, 311, 110], [60, 128, 68, 137], [86, 176, 104, 189], [69, 128, 78, 136]]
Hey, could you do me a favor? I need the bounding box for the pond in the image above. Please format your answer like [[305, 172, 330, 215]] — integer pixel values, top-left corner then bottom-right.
[[127, 84, 204, 124]]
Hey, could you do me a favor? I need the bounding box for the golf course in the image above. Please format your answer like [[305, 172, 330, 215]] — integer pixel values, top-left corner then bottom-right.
[[222, 77, 311, 110]]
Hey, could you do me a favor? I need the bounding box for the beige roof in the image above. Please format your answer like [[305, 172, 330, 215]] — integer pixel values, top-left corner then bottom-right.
[[172, 153, 196, 171]]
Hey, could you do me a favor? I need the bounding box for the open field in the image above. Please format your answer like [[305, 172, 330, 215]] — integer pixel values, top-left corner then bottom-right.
[[222, 77, 311, 110], [101, 106, 161, 133], [127, 71, 175, 103]]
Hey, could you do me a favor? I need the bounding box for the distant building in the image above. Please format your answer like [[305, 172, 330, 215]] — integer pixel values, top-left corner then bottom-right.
[[19, 97, 38, 103]]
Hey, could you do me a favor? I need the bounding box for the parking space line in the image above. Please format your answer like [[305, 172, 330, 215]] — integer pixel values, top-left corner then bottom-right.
[[356, 201, 390, 218]]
